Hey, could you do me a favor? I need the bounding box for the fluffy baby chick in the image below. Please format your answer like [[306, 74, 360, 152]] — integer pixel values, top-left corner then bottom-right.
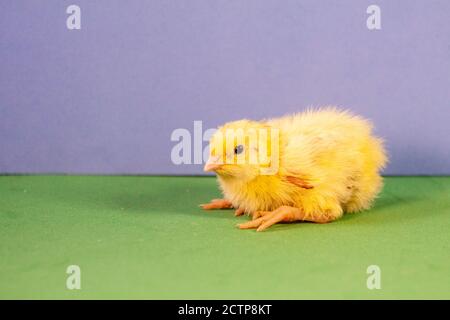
[[200, 107, 387, 231]]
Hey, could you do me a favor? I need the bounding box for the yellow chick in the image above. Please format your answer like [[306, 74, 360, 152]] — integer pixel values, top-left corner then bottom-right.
[[200, 107, 387, 231]]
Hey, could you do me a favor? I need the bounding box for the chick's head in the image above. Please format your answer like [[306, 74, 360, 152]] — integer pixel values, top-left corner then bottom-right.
[[204, 120, 279, 181]]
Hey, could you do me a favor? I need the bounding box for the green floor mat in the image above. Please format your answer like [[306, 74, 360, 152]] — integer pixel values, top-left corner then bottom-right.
[[0, 176, 449, 299]]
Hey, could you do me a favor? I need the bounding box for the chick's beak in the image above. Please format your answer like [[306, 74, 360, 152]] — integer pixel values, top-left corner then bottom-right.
[[204, 155, 222, 172]]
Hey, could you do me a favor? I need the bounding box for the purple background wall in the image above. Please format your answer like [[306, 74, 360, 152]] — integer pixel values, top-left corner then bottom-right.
[[1, 0, 449, 175]]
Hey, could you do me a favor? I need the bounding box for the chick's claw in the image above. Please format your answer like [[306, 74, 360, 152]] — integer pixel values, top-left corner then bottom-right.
[[234, 208, 245, 216], [238, 206, 301, 232]]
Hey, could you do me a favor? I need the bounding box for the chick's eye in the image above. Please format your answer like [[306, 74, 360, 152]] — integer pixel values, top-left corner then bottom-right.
[[234, 145, 244, 155]]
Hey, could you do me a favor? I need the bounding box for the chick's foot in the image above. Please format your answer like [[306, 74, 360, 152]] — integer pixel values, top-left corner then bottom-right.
[[200, 199, 233, 210], [239, 206, 337, 231], [238, 206, 300, 231]]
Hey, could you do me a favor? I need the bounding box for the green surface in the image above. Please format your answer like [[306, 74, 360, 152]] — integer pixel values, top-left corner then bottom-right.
[[0, 176, 449, 299]]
